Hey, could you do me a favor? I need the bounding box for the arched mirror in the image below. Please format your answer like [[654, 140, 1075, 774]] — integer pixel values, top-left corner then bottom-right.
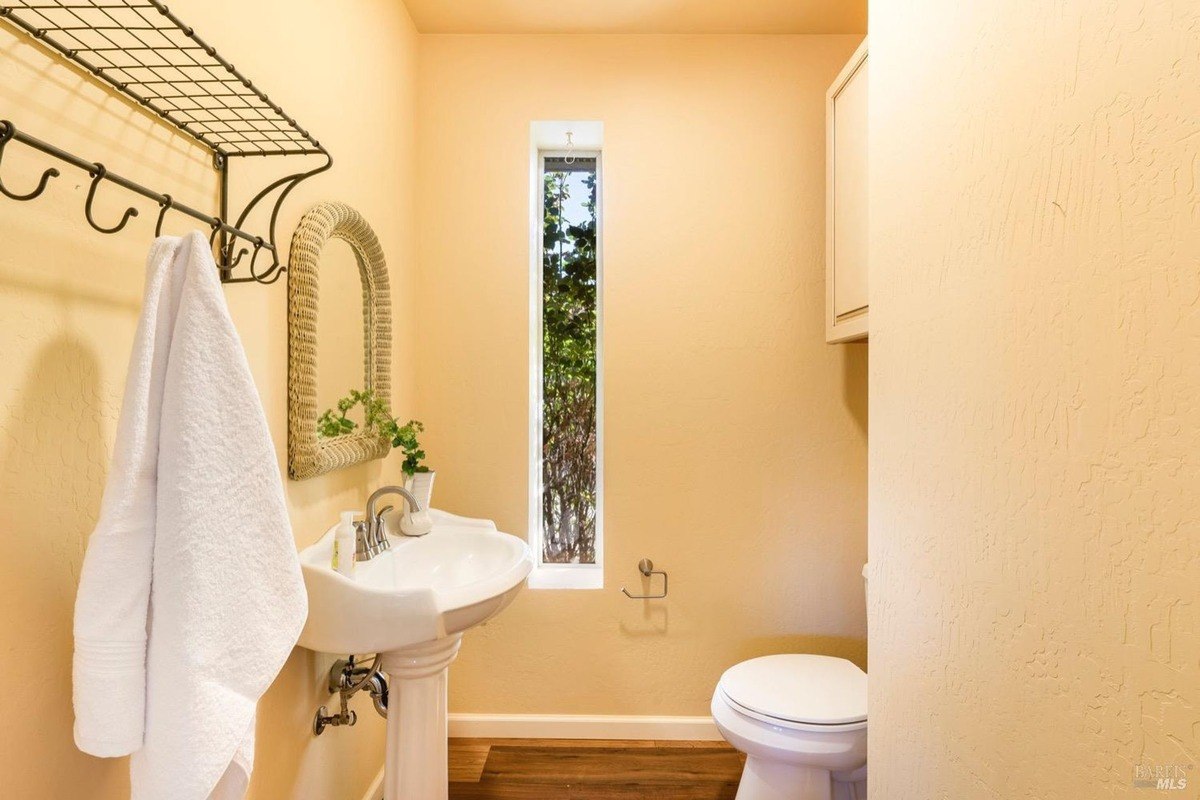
[[287, 202, 391, 479]]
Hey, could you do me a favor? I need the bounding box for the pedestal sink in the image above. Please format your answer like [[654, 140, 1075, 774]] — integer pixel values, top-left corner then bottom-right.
[[298, 509, 533, 800]]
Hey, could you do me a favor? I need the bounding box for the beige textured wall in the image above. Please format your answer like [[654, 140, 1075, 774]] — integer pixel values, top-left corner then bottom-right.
[[416, 34, 868, 716], [869, 1, 1200, 797], [0, 1, 418, 797]]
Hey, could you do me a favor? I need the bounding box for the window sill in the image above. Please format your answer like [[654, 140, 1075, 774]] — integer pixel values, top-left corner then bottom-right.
[[527, 563, 603, 590]]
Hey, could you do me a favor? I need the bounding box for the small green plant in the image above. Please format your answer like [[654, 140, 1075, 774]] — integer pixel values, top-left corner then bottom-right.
[[317, 389, 429, 476]]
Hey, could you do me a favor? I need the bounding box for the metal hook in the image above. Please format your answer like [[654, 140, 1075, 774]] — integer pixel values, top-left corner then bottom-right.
[[154, 194, 173, 236], [84, 163, 139, 233], [621, 558, 668, 599], [247, 236, 265, 273], [0, 120, 60, 201], [224, 241, 250, 268], [248, 237, 285, 284], [246, 249, 285, 284], [208, 218, 224, 247], [564, 130, 576, 165], [258, 263, 287, 285]]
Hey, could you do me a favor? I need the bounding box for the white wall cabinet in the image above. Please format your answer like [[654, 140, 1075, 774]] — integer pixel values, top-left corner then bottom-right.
[[826, 39, 869, 343]]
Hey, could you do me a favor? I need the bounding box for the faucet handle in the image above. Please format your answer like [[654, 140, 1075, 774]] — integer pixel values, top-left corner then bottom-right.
[[373, 504, 394, 526], [373, 505, 394, 551], [353, 519, 373, 562]]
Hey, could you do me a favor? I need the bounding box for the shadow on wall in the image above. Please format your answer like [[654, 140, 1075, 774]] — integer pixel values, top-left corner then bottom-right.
[[619, 602, 669, 638], [0, 335, 130, 798], [842, 342, 868, 438], [248, 648, 315, 799], [0, 326, 371, 800], [0, 31, 216, 199]]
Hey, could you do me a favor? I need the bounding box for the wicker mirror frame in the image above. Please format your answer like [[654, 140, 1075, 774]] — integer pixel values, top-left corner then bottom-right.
[[287, 202, 391, 480]]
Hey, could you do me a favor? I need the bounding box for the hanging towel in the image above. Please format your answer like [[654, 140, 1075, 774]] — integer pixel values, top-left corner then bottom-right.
[[73, 232, 307, 799]]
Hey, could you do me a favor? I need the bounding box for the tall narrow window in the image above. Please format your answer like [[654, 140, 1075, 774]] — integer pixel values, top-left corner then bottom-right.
[[531, 144, 602, 585]]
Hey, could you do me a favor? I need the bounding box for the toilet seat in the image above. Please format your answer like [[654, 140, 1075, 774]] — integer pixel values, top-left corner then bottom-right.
[[717, 654, 867, 733]]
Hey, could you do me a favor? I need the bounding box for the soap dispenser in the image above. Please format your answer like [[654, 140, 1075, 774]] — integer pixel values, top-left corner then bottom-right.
[[332, 511, 357, 577]]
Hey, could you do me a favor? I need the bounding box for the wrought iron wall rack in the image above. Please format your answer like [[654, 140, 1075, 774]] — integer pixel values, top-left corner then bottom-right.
[[0, 0, 332, 283]]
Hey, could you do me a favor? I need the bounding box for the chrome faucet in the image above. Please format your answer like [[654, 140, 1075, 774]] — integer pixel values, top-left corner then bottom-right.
[[358, 485, 425, 561]]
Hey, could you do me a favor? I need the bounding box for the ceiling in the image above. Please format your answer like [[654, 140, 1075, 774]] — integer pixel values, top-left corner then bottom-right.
[[402, 0, 867, 35]]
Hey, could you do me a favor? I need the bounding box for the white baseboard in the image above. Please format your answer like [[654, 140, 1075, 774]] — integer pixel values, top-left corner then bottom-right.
[[360, 765, 385, 800], [447, 713, 721, 741]]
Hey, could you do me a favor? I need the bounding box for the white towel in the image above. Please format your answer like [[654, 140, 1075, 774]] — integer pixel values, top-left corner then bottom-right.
[[73, 232, 307, 799]]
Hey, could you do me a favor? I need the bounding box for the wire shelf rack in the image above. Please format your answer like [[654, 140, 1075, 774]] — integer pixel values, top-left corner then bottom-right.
[[0, 0, 332, 282]]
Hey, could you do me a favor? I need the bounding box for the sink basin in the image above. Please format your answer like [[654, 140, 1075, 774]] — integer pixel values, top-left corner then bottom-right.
[[297, 506, 531, 800], [298, 507, 532, 799], [298, 509, 533, 654]]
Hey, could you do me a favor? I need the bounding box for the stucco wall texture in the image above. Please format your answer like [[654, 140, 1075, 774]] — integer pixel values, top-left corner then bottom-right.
[[869, 1, 1200, 797]]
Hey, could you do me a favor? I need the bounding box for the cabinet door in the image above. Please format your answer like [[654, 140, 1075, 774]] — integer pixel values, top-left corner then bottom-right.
[[826, 40, 869, 343]]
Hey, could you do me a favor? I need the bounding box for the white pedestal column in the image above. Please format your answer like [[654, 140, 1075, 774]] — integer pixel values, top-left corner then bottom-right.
[[380, 635, 463, 800]]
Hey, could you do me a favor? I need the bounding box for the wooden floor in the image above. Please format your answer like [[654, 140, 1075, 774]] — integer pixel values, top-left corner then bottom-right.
[[447, 739, 746, 799]]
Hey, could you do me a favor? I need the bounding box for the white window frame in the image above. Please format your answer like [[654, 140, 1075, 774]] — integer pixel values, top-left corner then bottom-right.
[[527, 122, 604, 590]]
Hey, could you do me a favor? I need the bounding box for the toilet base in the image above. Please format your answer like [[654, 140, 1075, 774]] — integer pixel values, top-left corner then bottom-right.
[[832, 767, 867, 800], [735, 757, 832, 800]]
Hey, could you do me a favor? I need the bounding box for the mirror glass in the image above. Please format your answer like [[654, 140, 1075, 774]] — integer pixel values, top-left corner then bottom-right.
[[314, 238, 365, 419], [287, 202, 391, 480]]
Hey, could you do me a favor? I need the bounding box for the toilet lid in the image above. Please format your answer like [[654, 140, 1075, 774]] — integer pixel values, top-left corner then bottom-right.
[[718, 654, 867, 726]]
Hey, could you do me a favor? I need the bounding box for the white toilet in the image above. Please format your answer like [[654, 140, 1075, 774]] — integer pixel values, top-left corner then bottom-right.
[[711, 653, 867, 800]]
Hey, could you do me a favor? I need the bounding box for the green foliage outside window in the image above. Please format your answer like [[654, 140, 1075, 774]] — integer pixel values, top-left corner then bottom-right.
[[541, 165, 598, 564]]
